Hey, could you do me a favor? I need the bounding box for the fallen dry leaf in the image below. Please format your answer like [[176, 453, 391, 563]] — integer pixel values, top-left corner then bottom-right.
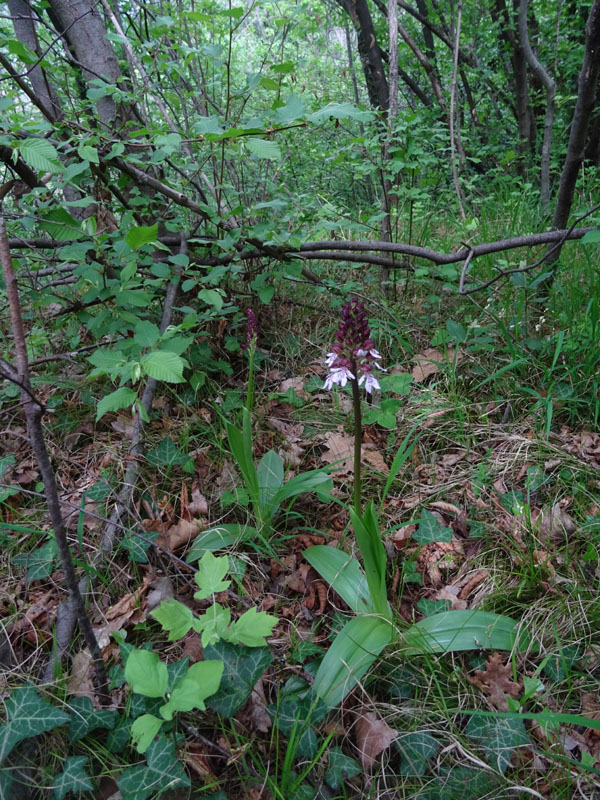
[[159, 517, 204, 551], [534, 501, 577, 545], [362, 445, 389, 474], [67, 649, 95, 699], [354, 710, 398, 767], [468, 652, 521, 711], [435, 586, 467, 610], [412, 348, 462, 382]]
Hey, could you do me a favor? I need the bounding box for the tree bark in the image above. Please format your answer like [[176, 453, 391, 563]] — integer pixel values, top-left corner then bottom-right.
[[336, 0, 389, 110]]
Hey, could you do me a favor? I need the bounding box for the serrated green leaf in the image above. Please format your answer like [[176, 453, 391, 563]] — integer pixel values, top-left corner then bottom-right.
[[413, 509, 452, 543], [581, 229, 600, 243], [465, 715, 529, 773], [159, 660, 224, 721], [326, 746, 361, 789], [197, 288, 223, 310], [273, 93, 305, 123], [96, 387, 137, 421], [402, 610, 536, 655], [0, 687, 70, 762], [193, 550, 231, 599], [52, 756, 93, 799], [246, 137, 281, 160], [228, 606, 277, 647], [125, 224, 158, 250], [141, 350, 186, 382], [193, 603, 231, 648], [130, 714, 163, 754], [77, 143, 99, 164], [309, 102, 373, 124], [17, 138, 62, 172], [134, 320, 161, 349], [205, 641, 272, 717], [38, 208, 83, 241], [125, 649, 168, 698], [150, 599, 194, 641], [117, 736, 190, 800]]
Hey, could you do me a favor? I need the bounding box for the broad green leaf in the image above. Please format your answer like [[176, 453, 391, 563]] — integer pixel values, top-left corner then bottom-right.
[[257, 450, 284, 510], [246, 137, 281, 160], [130, 714, 163, 754], [313, 616, 393, 708], [413, 509, 452, 543], [125, 224, 158, 250], [309, 102, 373, 124], [38, 208, 83, 240], [270, 60, 295, 73], [52, 756, 93, 799], [192, 602, 231, 646], [0, 687, 70, 762], [465, 715, 529, 773], [134, 320, 161, 349], [228, 606, 278, 647], [117, 736, 190, 800], [67, 696, 117, 742], [96, 387, 137, 421], [581, 229, 600, 243], [274, 93, 305, 123], [17, 137, 61, 172], [150, 599, 194, 641], [193, 550, 231, 599], [402, 610, 536, 655], [125, 649, 168, 698], [198, 288, 223, 310], [205, 641, 272, 717], [159, 660, 224, 720], [268, 469, 332, 512], [185, 524, 257, 561], [226, 409, 259, 499], [380, 372, 413, 395], [141, 350, 186, 383], [325, 747, 361, 789], [396, 731, 439, 776], [8, 39, 38, 64], [304, 546, 373, 613], [77, 143, 99, 164]]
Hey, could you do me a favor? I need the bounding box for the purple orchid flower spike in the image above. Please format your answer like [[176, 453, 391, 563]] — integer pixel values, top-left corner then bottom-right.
[[324, 298, 385, 393], [243, 308, 259, 349]]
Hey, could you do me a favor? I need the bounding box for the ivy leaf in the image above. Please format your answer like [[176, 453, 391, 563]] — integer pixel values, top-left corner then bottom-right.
[[0, 686, 70, 762], [13, 536, 58, 582], [67, 696, 117, 742], [465, 715, 529, 773], [141, 350, 187, 383], [117, 736, 190, 800], [325, 747, 361, 789], [396, 731, 439, 777], [227, 606, 277, 647], [205, 641, 272, 717], [159, 661, 224, 721], [193, 551, 231, 599], [96, 387, 138, 421], [125, 224, 158, 250], [16, 137, 62, 172], [413, 509, 452, 543], [146, 436, 190, 467], [130, 714, 163, 754], [246, 137, 281, 160], [52, 756, 93, 799], [125, 650, 168, 698], [150, 599, 194, 641]]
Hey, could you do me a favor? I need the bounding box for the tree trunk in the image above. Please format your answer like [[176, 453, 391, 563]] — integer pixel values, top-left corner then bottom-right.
[[336, 0, 389, 110]]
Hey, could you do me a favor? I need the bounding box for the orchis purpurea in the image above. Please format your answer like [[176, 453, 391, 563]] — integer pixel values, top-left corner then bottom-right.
[[323, 298, 385, 511], [244, 308, 259, 411]]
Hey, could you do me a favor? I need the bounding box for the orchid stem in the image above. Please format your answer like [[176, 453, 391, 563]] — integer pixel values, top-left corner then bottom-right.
[[351, 375, 362, 514], [246, 337, 256, 412]]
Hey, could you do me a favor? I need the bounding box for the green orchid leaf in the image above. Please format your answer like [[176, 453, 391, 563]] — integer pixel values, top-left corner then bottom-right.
[[304, 546, 373, 613]]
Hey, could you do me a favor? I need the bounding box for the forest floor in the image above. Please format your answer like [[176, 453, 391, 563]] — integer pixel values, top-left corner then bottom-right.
[[1, 285, 600, 800]]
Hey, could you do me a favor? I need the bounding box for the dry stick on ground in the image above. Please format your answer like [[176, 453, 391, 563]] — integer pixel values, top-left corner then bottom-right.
[[0, 207, 110, 704], [41, 232, 189, 682]]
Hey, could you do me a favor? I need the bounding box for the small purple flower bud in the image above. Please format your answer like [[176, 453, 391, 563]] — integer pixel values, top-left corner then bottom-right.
[[243, 308, 259, 349]]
